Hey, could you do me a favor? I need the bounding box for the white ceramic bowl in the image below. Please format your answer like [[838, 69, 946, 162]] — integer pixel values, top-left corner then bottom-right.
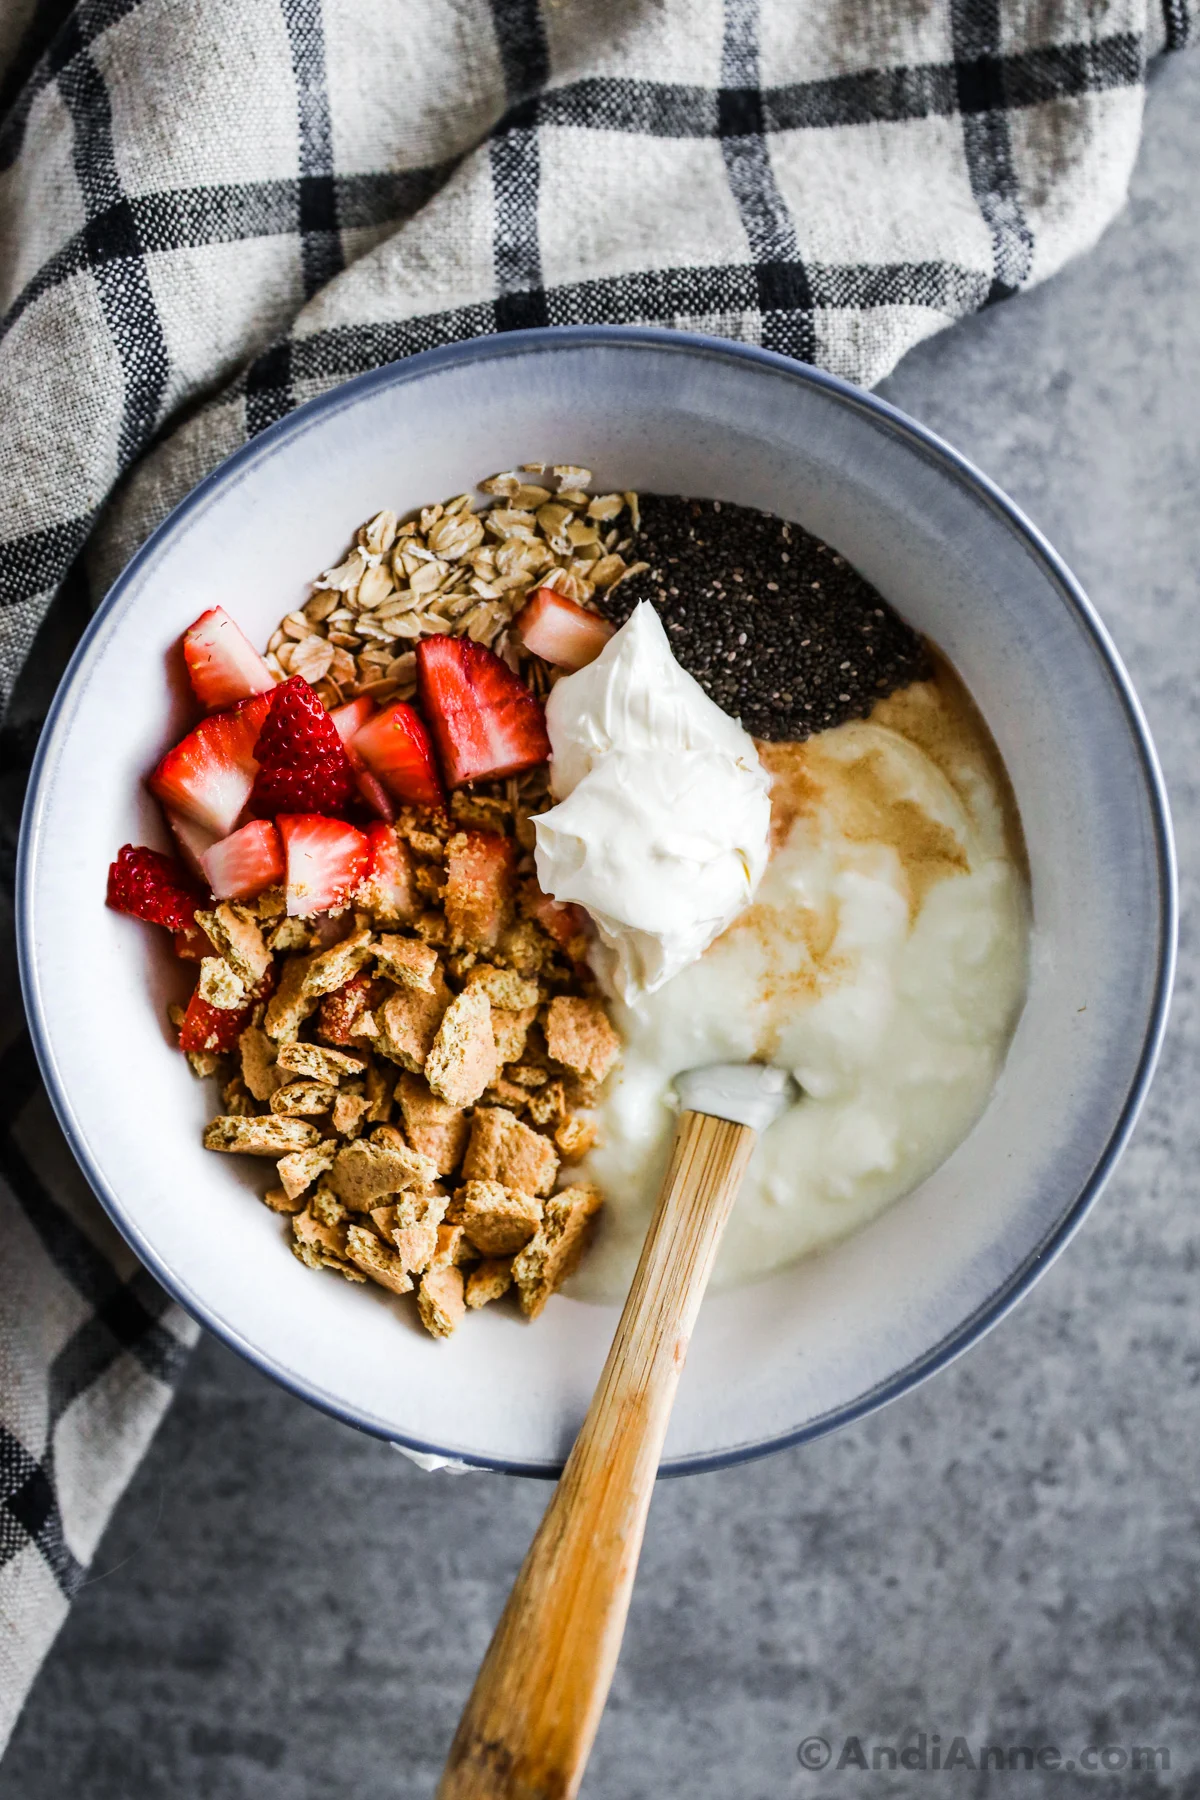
[[18, 329, 1175, 1475]]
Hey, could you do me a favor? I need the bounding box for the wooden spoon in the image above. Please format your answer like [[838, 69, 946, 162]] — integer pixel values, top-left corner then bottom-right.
[[437, 1063, 796, 1800]]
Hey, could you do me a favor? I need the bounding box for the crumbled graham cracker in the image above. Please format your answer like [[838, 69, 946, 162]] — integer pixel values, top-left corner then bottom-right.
[[463, 1107, 559, 1196], [466, 1258, 514, 1309], [239, 1025, 283, 1101], [378, 1191, 448, 1272], [465, 965, 540, 1011], [267, 916, 310, 953], [412, 909, 448, 946], [495, 918, 552, 976], [450, 790, 512, 834], [262, 1185, 305, 1215], [425, 988, 497, 1107], [417, 1264, 465, 1338], [504, 1059, 548, 1088], [265, 958, 320, 1042], [270, 1079, 337, 1117], [375, 934, 440, 991], [554, 1115, 597, 1160], [526, 1078, 568, 1129], [276, 1041, 366, 1084], [512, 1184, 603, 1319], [456, 1180, 543, 1256], [198, 956, 246, 1011], [430, 1222, 478, 1270], [328, 1133, 438, 1209], [204, 1115, 319, 1156], [276, 1139, 338, 1201], [221, 1073, 253, 1116], [364, 1058, 393, 1124], [292, 1207, 364, 1280], [491, 1004, 538, 1065], [344, 1224, 414, 1295], [482, 1076, 532, 1112], [405, 826, 447, 861], [395, 1073, 470, 1175], [310, 1185, 347, 1226], [301, 921, 375, 997], [374, 972, 451, 1071], [331, 1088, 370, 1138], [195, 904, 272, 988], [543, 996, 621, 1083]]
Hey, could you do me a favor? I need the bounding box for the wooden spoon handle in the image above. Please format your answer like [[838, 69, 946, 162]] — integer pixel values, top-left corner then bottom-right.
[[437, 1109, 756, 1800]]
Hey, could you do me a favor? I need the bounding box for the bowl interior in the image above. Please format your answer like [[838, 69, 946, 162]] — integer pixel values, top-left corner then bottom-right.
[[19, 331, 1172, 1474]]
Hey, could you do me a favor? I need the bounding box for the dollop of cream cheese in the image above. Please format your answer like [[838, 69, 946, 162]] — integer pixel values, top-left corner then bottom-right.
[[532, 603, 772, 1001]]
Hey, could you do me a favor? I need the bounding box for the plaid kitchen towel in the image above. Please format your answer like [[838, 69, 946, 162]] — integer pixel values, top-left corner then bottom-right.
[[0, 0, 1192, 1749]]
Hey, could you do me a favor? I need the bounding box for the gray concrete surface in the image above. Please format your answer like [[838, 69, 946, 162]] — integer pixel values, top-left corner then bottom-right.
[[3, 51, 1198, 1800]]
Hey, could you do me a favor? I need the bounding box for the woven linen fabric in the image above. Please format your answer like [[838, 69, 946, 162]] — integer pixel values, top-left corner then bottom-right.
[[0, 0, 1192, 1750]]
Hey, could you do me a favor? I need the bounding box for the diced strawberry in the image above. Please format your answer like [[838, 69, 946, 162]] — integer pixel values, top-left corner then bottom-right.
[[330, 698, 396, 820], [354, 821, 418, 920], [183, 607, 275, 710], [416, 637, 550, 787], [515, 586, 615, 671], [173, 921, 214, 962], [351, 700, 445, 810], [106, 844, 204, 934], [317, 971, 383, 1047], [354, 767, 396, 821], [444, 829, 516, 951], [150, 689, 273, 836], [249, 676, 357, 817], [201, 818, 285, 901], [525, 883, 590, 951], [329, 697, 375, 747], [177, 962, 275, 1055], [166, 810, 219, 881], [278, 814, 370, 917], [177, 990, 250, 1055]]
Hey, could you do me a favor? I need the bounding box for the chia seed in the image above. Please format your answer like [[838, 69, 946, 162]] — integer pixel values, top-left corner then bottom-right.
[[600, 495, 931, 739]]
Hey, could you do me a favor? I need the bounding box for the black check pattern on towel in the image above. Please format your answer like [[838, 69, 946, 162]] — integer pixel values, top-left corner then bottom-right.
[[0, 0, 1191, 1753]]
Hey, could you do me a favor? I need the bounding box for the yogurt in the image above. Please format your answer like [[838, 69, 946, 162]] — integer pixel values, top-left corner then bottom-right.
[[568, 671, 1029, 1297], [533, 603, 772, 1001]]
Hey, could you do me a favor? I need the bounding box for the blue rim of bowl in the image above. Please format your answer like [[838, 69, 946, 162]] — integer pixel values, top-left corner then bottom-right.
[[17, 325, 1178, 1479]]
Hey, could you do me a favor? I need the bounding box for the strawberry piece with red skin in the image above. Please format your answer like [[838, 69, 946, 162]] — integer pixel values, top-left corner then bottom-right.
[[183, 607, 275, 710], [330, 697, 396, 821], [416, 636, 550, 788], [150, 689, 273, 837], [249, 677, 357, 818], [515, 586, 615, 672], [444, 829, 516, 952], [177, 963, 275, 1055], [173, 921, 214, 962], [166, 810, 219, 881], [317, 971, 383, 1047], [201, 818, 285, 901], [177, 990, 251, 1055], [106, 844, 204, 934], [525, 884, 590, 951], [278, 814, 371, 917], [329, 697, 374, 746], [355, 822, 418, 920], [351, 699, 445, 810]]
